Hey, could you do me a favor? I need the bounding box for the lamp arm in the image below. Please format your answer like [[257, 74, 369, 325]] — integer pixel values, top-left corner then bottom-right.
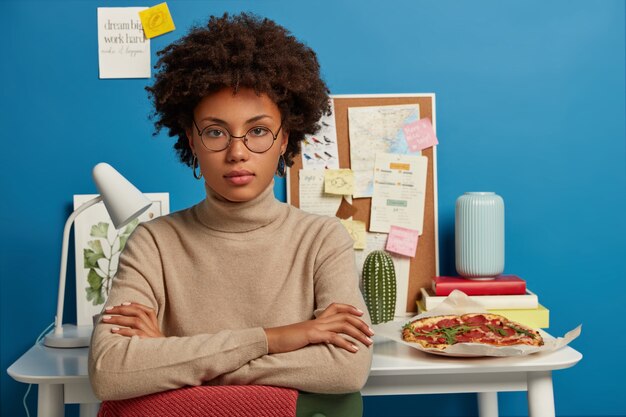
[[53, 195, 103, 335]]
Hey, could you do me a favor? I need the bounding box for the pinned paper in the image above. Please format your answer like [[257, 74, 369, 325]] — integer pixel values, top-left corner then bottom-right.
[[370, 153, 428, 234], [299, 170, 343, 217], [340, 220, 366, 250], [97, 7, 150, 79], [139, 3, 175, 39], [348, 104, 421, 198], [335, 197, 358, 220], [386, 226, 419, 257], [324, 169, 354, 195], [303, 100, 339, 169], [403, 118, 438, 152]]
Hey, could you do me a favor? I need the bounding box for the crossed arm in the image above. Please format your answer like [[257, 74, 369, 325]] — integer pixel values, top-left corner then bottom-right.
[[102, 302, 373, 355], [90, 220, 374, 400], [93, 301, 374, 397]]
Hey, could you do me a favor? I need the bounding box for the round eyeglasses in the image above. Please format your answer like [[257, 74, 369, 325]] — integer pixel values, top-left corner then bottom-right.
[[193, 119, 283, 153]]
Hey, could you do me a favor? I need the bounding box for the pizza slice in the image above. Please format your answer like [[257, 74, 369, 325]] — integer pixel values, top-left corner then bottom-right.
[[402, 313, 543, 349]]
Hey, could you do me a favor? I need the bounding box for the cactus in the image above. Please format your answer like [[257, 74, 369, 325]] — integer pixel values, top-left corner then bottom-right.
[[362, 250, 396, 324]]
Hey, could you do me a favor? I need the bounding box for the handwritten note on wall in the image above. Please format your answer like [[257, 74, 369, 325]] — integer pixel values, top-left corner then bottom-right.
[[386, 225, 420, 257], [139, 3, 176, 39], [403, 118, 438, 152], [97, 7, 150, 79], [324, 169, 355, 195], [340, 220, 366, 250], [299, 169, 343, 217]]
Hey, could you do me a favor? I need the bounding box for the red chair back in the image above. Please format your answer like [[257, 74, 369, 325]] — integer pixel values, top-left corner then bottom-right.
[[98, 385, 298, 417]]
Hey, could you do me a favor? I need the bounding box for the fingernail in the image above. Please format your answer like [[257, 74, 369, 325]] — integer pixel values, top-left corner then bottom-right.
[[365, 337, 373, 344], [111, 327, 120, 332], [369, 327, 375, 335], [122, 302, 131, 306], [355, 308, 364, 314], [104, 306, 113, 311], [351, 344, 359, 351], [102, 315, 112, 320]]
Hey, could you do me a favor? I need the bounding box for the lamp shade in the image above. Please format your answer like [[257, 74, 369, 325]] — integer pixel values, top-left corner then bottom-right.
[[92, 162, 152, 229], [44, 162, 153, 348]]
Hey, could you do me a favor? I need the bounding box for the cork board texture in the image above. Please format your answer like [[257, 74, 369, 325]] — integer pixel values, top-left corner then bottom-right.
[[287, 94, 439, 313]]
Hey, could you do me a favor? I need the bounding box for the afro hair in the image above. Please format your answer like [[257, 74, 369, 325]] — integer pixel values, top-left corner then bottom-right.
[[146, 12, 331, 167]]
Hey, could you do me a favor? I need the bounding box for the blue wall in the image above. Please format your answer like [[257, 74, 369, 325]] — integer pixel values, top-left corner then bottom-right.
[[2, 1, 624, 416]]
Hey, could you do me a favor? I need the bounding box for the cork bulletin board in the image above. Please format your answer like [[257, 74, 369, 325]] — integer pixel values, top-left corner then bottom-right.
[[287, 94, 439, 314]]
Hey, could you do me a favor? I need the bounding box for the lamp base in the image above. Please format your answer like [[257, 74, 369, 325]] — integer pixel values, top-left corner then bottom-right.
[[44, 324, 93, 348]]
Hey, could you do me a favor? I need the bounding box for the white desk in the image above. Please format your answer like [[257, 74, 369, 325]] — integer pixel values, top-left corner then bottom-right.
[[366, 339, 581, 417], [8, 338, 581, 417]]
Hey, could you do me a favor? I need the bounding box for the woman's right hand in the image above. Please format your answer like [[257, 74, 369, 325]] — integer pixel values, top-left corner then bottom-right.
[[263, 303, 374, 354]]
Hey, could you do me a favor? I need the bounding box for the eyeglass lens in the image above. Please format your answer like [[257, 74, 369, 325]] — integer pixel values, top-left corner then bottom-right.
[[199, 125, 277, 153]]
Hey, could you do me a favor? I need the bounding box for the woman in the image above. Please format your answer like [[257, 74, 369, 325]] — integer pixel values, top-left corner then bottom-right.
[[89, 12, 373, 401]]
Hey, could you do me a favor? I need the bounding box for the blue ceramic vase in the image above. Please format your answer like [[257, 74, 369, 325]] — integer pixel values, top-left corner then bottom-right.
[[455, 192, 505, 279]]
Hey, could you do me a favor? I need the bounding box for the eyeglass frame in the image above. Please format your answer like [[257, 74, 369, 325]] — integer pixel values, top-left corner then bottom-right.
[[192, 118, 284, 153]]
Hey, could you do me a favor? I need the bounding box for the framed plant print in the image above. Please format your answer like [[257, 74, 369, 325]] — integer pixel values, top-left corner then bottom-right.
[[73, 193, 170, 326]]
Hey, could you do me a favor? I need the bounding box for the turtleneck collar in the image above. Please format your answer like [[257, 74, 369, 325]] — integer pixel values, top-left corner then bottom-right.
[[195, 180, 287, 234]]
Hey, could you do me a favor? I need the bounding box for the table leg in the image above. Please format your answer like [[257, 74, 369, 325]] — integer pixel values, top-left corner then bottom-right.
[[477, 392, 498, 417], [79, 402, 100, 417], [37, 384, 64, 417], [527, 370, 555, 417]]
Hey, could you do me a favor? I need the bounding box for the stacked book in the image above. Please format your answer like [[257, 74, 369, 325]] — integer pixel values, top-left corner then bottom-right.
[[417, 275, 549, 328]]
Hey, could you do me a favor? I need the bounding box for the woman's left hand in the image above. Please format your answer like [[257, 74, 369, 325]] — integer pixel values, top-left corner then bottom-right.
[[101, 302, 164, 338]]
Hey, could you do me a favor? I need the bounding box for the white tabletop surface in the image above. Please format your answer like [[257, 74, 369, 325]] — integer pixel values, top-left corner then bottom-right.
[[8, 343, 90, 384], [9, 337, 582, 385], [371, 338, 582, 376]]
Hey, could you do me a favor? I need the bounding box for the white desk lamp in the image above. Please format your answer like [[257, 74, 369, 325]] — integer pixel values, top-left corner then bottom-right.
[[44, 162, 152, 348]]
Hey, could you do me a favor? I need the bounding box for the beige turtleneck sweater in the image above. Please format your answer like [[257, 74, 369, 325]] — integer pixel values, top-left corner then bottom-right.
[[88, 182, 372, 401]]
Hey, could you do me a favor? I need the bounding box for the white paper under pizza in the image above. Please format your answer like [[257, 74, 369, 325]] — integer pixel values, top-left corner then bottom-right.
[[374, 290, 581, 357]]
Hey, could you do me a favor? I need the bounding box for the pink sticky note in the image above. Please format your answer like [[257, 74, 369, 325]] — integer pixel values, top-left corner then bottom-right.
[[385, 226, 419, 257], [402, 118, 439, 152]]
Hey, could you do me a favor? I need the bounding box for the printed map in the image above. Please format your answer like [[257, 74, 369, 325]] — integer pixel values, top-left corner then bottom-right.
[[348, 104, 421, 198]]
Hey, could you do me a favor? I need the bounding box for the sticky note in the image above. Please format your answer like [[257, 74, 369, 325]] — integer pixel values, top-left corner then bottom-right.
[[139, 3, 175, 39], [389, 162, 411, 171], [340, 220, 366, 250], [335, 197, 358, 220], [402, 118, 438, 152], [324, 169, 355, 195], [385, 225, 419, 257]]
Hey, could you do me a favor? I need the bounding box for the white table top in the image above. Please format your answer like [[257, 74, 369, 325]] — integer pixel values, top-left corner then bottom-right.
[[371, 338, 582, 376], [8, 338, 582, 385], [8, 343, 91, 384]]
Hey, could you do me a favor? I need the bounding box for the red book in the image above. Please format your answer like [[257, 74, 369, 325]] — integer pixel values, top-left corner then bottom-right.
[[432, 275, 526, 296]]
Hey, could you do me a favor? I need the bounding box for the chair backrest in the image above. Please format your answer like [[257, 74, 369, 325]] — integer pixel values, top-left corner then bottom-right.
[[98, 385, 299, 417]]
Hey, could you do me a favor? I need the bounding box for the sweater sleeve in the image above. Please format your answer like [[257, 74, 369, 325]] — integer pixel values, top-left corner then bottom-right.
[[215, 219, 373, 393], [88, 225, 269, 401]]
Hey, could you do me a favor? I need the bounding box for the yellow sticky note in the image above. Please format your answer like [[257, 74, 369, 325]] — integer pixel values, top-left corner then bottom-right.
[[324, 169, 354, 195], [340, 220, 366, 250], [139, 3, 175, 39]]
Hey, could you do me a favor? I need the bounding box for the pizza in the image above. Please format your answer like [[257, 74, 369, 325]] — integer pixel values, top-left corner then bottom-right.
[[402, 313, 543, 349]]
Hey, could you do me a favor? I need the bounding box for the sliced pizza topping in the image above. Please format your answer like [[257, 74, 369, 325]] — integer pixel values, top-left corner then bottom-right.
[[409, 324, 475, 344], [402, 313, 543, 349]]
